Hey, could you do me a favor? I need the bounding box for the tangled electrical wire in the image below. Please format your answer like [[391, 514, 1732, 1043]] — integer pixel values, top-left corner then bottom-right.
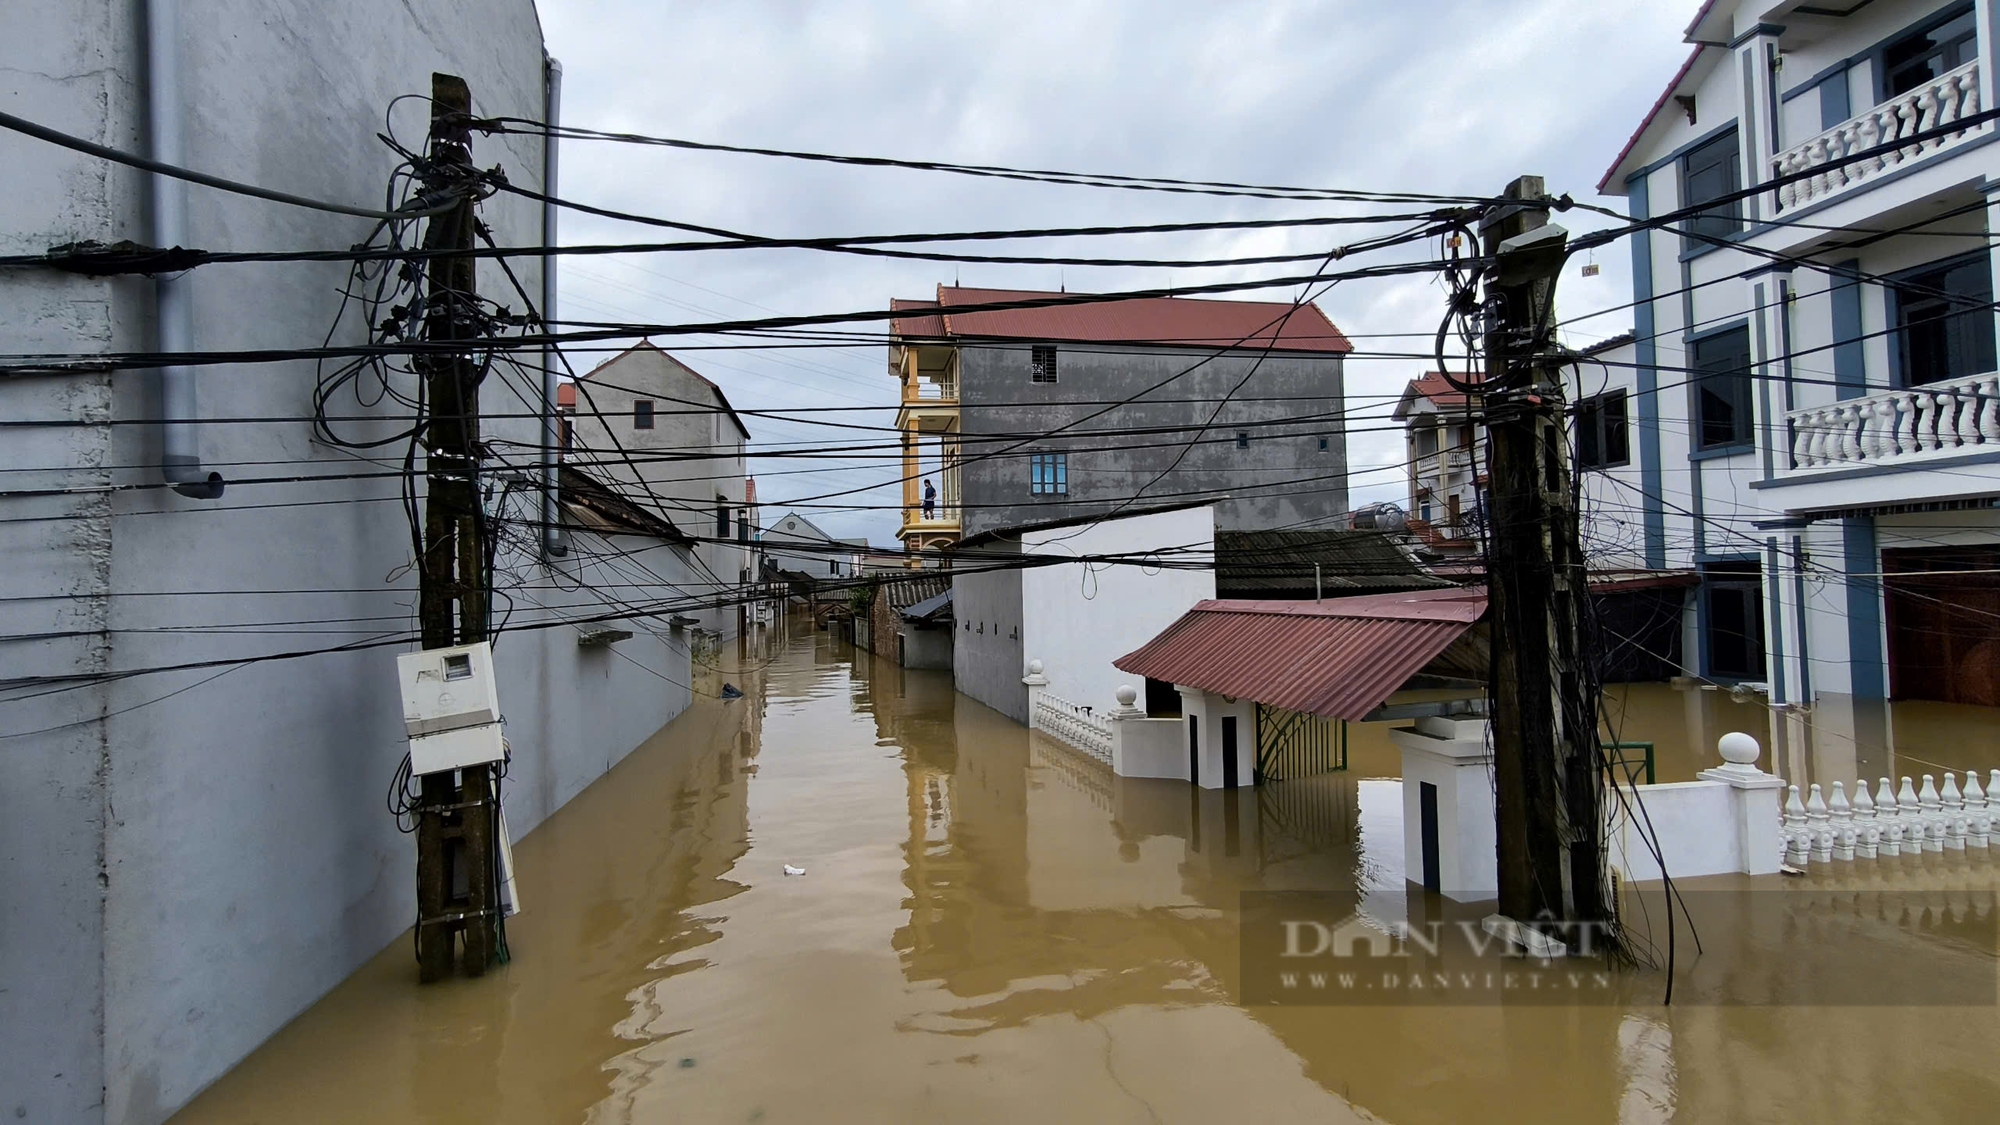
[[309, 103, 527, 617]]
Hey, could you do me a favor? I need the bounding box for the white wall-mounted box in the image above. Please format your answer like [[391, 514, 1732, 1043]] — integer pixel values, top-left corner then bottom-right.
[[397, 641, 500, 738], [407, 722, 507, 777]]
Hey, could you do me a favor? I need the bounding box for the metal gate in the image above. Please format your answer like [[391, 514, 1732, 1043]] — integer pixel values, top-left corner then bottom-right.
[[1254, 703, 1348, 783]]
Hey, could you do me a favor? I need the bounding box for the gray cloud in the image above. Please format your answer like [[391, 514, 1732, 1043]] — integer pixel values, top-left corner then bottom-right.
[[537, 0, 1690, 543]]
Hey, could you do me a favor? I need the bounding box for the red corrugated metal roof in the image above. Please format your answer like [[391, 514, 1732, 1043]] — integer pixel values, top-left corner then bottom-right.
[[1112, 589, 1487, 721], [890, 296, 947, 338], [890, 285, 1351, 353]]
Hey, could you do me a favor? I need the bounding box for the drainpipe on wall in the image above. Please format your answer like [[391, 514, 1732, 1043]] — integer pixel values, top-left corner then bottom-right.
[[540, 55, 567, 557], [146, 0, 223, 499]]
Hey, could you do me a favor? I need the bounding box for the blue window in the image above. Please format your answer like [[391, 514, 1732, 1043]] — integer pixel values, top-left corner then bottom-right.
[[1679, 128, 1741, 248], [1701, 560, 1765, 681], [1029, 453, 1068, 495]]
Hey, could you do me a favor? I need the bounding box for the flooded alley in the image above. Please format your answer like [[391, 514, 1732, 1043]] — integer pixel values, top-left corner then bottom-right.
[[174, 627, 2000, 1124]]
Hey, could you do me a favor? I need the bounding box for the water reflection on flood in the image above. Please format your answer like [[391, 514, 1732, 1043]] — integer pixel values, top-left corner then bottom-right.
[[173, 628, 2000, 1125], [1598, 681, 2000, 790]]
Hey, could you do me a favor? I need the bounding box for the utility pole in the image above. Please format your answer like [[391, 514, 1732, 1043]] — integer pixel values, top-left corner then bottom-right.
[[414, 72, 497, 982], [1478, 176, 1609, 942]]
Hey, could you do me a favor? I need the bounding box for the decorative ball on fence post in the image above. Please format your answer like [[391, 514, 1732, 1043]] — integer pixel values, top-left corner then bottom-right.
[[1114, 684, 1140, 716], [1715, 731, 1762, 775], [1022, 659, 1048, 689]]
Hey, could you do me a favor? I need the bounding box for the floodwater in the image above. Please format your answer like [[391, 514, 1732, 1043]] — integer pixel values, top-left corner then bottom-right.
[[175, 627, 2000, 1124]]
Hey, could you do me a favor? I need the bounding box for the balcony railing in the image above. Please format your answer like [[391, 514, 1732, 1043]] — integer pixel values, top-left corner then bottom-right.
[[1771, 59, 1984, 214], [900, 507, 961, 536], [905, 378, 958, 404], [1786, 370, 2000, 471]]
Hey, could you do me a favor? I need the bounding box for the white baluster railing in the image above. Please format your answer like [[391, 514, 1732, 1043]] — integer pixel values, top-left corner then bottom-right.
[[1771, 59, 1984, 212], [1032, 690, 1114, 764], [1786, 371, 2000, 470], [1778, 773, 2000, 873]]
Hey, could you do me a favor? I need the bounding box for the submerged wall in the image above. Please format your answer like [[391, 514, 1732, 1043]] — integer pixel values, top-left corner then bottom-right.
[[0, 4, 696, 1122]]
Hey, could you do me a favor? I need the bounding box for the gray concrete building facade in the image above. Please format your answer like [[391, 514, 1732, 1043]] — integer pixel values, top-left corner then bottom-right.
[[886, 287, 1353, 552], [957, 341, 1350, 539]]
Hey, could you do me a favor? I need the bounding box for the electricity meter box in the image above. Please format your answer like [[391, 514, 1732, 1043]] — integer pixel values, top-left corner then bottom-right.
[[408, 721, 506, 777], [398, 641, 506, 777], [398, 641, 500, 738]]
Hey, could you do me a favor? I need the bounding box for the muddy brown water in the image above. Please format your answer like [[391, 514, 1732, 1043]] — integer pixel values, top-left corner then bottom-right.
[[175, 628, 2000, 1124]]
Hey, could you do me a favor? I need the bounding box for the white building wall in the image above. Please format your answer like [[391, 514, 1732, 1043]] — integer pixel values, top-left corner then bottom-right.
[[1598, 0, 2000, 709], [0, 5, 699, 1122], [1020, 505, 1217, 714], [568, 346, 752, 639]]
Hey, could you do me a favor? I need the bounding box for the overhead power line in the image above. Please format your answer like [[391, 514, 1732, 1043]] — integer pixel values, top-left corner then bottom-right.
[[0, 107, 469, 221], [0, 212, 1455, 273], [474, 115, 1503, 206], [0, 252, 1461, 374]]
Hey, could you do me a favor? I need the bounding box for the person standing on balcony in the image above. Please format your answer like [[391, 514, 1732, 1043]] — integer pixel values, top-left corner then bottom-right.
[[922, 478, 937, 519]]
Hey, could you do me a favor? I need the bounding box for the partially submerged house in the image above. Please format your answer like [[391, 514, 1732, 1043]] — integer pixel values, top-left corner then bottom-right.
[[954, 501, 1219, 724], [860, 573, 954, 670], [562, 342, 756, 643]]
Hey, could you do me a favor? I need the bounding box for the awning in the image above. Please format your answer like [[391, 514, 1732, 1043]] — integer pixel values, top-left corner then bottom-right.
[[1112, 589, 1488, 722]]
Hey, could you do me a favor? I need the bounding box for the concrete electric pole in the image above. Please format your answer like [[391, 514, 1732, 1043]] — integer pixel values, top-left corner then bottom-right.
[[413, 72, 498, 981], [1478, 176, 1610, 943]]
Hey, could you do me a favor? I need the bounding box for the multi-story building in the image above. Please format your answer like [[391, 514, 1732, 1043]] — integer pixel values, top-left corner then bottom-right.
[[1391, 371, 1488, 552], [563, 342, 756, 641], [886, 286, 1354, 550], [1592, 0, 2000, 723], [1393, 334, 1638, 556]]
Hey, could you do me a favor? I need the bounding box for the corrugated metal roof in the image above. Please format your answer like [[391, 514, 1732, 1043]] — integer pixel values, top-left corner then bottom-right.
[[1112, 589, 1488, 722], [558, 466, 690, 544], [880, 572, 952, 610], [958, 498, 1218, 548], [889, 285, 1351, 354], [890, 297, 946, 338], [1214, 530, 1450, 598], [900, 587, 953, 623]]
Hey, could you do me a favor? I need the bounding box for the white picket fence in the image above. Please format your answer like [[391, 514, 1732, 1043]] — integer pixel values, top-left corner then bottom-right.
[[1032, 691, 1113, 765], [1780, 771, 2000, 867]]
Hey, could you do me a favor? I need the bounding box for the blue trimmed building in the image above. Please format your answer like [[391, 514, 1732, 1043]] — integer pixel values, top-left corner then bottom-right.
[[1586, 0, 2000, 727]]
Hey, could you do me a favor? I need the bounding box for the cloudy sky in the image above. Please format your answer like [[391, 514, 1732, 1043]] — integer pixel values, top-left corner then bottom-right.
[[537, 0, 1693, 544]]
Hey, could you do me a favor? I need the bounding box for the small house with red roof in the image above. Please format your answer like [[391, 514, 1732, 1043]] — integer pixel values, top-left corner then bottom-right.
[[1390, 371, 1487, 553]]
